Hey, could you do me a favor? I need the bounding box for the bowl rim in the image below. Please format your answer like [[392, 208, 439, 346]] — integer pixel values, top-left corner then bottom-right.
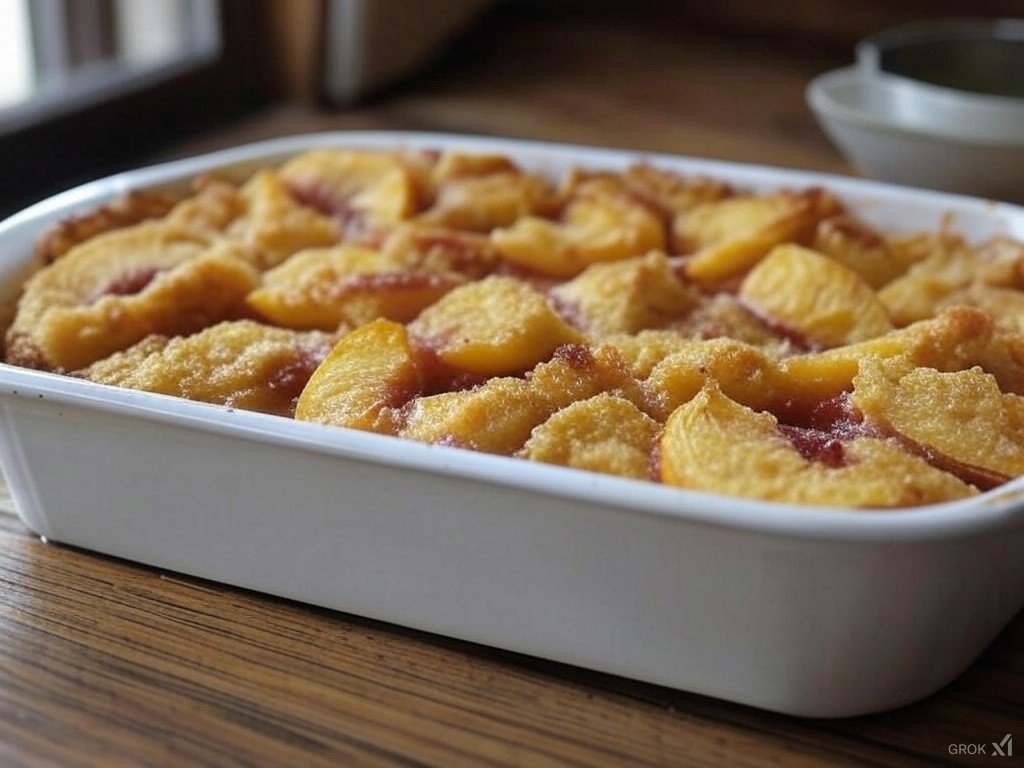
[[806, 66, 1024, 148], [856, 17, 1024, 110]]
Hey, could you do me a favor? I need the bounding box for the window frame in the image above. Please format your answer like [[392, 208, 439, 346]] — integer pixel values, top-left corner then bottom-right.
[[0, 0, 279, 216]]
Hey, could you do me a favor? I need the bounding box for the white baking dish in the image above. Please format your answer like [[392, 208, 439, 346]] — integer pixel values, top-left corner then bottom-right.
[[1, 132, 1023, 718]]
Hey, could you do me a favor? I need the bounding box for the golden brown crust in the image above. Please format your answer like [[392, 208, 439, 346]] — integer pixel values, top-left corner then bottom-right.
[[84, 321, 334, 417], [36, 190, 180, 265], [9, 147, 1024, 509], [659, 382, 976, 507], [4, 331, 52, 371], [7, 224, 259, 371]]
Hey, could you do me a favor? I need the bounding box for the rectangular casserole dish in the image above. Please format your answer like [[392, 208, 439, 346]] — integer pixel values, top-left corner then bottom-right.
[[1, 132, 1023, 718]]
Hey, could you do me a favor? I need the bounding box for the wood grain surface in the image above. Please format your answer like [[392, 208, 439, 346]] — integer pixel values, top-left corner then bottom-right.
[[2, 8, 1022, 767]]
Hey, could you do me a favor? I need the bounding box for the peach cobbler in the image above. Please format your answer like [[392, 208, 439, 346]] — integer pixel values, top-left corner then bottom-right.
[[7, 148, 1024, 508]]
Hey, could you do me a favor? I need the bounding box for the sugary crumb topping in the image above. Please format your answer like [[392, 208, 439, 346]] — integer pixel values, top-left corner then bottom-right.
[[9, 148, 1024, 508]]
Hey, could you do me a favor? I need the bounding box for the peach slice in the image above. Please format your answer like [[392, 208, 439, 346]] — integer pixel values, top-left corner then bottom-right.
[[430, 152, 519, 181], [417, 171, 554, 232], [738, 244, 893, 348], [408, 276, 584, 375], [522, 393, 659, 479], [227, 171, 342, 270], [491, 189, 665, 278], [936, 285, 1024, 334], [6, 226, 258, 371], [84, 321, 334, 416], [400, 378, 551, 455], [812, 215, 916, 289], [401, 344, 651, 454], [549, 252, 701, 336], [877, 235, 982, 326], [674, 294, 792, 351], [247, 245, 463, 330], [527, 344, 653, 416], [557, 166, 731, 218], [778, 306, 1024, 406], [36, 190, 179, 265], [659, 383, 975, 507], [619, 164, 733, 216], [278, 149, 423, 224], [14, 222, 211, 322], [974, 236, 1024, 286], [295, 319, 423, 433], [646, 339, 782, 418], [166, 172, 341, 270], [595, 330, 697, 379], [874, 234, 1024, 327], [381, 225, 502, 280], [852, 359, 1024, 485], [677, 189, 841, 284]]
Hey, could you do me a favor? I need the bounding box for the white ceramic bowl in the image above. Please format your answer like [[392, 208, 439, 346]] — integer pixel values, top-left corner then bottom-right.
[[807, 66, 1024, 200], [857, 18, 1024, 109]]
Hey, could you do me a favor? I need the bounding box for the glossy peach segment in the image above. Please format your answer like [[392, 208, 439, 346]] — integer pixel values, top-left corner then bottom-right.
[[491, 190, 665, 278], [522, 394, 659, 479], [85, 321, 333, 416], [278, 149, 423, 223], [677, 189, 840, 283], [248, 245, 463, 330], [738, 244, 892, 348], [408, 276, 584, 375], [852, 360, 1024, 482], [550, 252, 701, 336], [295, 319, 422, 433], [659, 383, 975, 507]]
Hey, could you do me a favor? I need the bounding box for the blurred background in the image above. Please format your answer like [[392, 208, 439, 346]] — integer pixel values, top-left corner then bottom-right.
[[0, 0, 1018, 214]]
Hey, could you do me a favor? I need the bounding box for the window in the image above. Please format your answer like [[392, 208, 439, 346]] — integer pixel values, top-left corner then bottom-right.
[[0, 0, 220, 134], [0, 0, 274, 216], [0, 0, 34, 111]]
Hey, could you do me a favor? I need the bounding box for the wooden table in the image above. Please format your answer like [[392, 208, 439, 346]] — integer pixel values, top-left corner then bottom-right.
[[2, 483, 1022, 768], [2, 10, 1021, 766]]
